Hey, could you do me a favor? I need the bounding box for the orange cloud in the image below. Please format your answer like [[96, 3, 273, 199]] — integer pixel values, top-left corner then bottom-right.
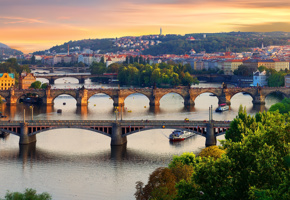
[[0, 0, 290, 53]]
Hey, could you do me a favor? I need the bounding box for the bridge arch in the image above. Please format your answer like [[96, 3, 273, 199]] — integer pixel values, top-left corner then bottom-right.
[[87, 91, 114, 100], [36, 77, 49, 84], [28, 127, 111, 137], [229, 91, 255, 101], [194, 92, 219, 108], [158, 92, 187, 108], [0, 128, 19, 136], [123, 127, 205, 137], [264, 91, 288, 99], [87, 93, 114, 108], [123, 93, 150, 107], [52, 93, 77, 104], [53, 77, 81, 84]]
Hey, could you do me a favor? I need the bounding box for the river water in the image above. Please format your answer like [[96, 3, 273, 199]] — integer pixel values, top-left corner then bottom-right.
[[0, 74, 283, 200]]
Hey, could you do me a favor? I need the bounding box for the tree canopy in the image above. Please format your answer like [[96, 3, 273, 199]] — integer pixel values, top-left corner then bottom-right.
[[135, 108, 290, 200], [0, 188, 51, 200]]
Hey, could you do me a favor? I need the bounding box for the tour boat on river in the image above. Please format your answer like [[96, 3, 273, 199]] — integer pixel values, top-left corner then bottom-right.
[[169, 129, 195, 141], [215, 103, 229, 112]]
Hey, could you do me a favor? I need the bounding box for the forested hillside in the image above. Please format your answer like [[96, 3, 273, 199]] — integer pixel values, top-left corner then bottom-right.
[[34, 32, 290, 55]]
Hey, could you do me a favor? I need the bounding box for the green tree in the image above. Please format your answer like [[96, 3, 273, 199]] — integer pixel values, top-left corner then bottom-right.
[[30, 81, 42, 89], [269, 98, 290, 114], [268, 72, 286, 87], [1, 188, 51, 200], [90, 62, 106, 75], [40, 83, 49, 89]]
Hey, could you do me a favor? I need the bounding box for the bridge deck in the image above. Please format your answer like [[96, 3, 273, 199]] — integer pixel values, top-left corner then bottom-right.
[[0, 120, 231, 127]]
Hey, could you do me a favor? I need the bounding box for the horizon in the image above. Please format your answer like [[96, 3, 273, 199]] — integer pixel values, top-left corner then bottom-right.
[[1, 0, 290, 54]]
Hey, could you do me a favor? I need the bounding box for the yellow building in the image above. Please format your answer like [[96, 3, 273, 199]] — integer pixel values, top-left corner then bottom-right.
[[223, 60, 243, 75], [274, 61, 289, 71], [0, 73, 15, 90], [19, 72, 36, 89]]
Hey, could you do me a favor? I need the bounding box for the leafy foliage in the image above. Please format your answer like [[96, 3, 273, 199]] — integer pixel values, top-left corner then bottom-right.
[[1, 188, 51, 200], [269, 98, 290, 114], [136, 107, 290, 200], [198, 146, 225, 160], [0, 58, 30, 86]]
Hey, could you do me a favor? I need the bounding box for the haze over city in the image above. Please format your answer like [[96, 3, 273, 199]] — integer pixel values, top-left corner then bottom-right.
[[1, 0, 290, 53]]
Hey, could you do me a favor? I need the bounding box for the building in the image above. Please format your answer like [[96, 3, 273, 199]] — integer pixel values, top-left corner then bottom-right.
[[274, 61, 289, 71], [223, 60, 243, 75], [0, 73, 15, 90], [19, 72, 36, 89], [285, 74, 290, 87], [253, 70, 268, 87], [243, 59, 275, 69]]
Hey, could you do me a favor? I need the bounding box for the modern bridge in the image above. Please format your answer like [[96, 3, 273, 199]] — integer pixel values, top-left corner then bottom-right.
[[0, 119, 231, 147], [1, 85, 289, 108]]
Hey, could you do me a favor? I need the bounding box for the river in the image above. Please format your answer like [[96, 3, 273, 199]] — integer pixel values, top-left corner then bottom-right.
[[0, 74, 283, 200]]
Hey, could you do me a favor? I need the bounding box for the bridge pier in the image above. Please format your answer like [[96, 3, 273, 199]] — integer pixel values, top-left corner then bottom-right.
[[49, 78, 55, 85], [252, 95, 265, 105], [79, 78, 85, 84], [19, 143, 36, 164], [205, 122, 216, 147], [111, 123, 127, 146], [19, 123, 36, 145], [6, 87, 18, 106], [184, 98, 195, 107], [111, 144, 127, 161]]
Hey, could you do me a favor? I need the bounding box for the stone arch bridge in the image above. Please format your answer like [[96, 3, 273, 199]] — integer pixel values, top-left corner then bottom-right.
[[0, 120, 230, 147], [0, 86, 289, 107]]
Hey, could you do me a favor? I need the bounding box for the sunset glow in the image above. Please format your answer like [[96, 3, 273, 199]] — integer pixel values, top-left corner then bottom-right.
[[1, 0, 290, 53]]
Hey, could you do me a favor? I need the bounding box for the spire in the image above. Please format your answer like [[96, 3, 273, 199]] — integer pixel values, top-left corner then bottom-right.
[[160, 27, 162, 35], [67, 44, 69, 55]]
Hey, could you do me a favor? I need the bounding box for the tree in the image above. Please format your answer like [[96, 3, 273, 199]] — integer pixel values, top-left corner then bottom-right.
[[145, 107, 290, 200], [134, 167, 177, 200], [234, 65, 257, 76], [198, 146, 225, 160], [269, 98, 290, 114], [258, 65, 266, 72], [268, 72, 286, 87], [30, 81, 42, 89], [40, 83, 49, 89], [90, 62, 106, 75], [1, 188, 51, 200]]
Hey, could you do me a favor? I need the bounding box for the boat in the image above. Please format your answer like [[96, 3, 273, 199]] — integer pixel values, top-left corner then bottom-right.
[[169, 129, 195, 141], [215, 103, 229, 112]]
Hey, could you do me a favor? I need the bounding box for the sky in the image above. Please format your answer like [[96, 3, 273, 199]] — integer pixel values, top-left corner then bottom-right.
[[1, 0, 290, 53]]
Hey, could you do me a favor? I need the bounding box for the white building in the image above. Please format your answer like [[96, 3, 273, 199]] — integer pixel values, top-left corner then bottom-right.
[[253, 70, 268, 86]]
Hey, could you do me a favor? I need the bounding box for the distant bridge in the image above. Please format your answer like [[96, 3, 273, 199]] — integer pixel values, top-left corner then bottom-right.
[[35, 73, 117, 84], [0, 120, 230, 146], [30, 65, 90, 73], [1, 86, 289, 108]]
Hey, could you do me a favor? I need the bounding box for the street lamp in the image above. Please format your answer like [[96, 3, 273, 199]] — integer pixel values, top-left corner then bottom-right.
[[115, 106, 118, 122], [30, 105, 34, 121]]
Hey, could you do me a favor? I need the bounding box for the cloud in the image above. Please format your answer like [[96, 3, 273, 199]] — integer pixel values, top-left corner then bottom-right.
[[0, 16, 44, 24]]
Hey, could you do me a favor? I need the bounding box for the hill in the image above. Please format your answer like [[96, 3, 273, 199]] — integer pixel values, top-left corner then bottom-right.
[[0, 42, 10, 48], [33, 32, 290, 55], [0, 42, 23, 57]]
